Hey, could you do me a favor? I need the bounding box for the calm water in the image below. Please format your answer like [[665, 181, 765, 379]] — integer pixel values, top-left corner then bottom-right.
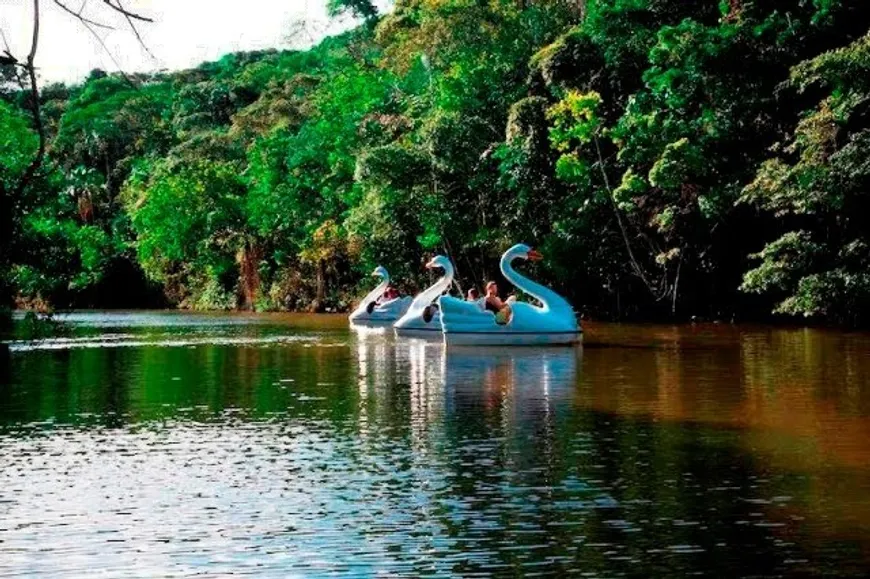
[[2, 312, 870, 577]]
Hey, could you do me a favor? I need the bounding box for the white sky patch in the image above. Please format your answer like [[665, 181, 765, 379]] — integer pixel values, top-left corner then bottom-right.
[[0, 0, 361, 85]]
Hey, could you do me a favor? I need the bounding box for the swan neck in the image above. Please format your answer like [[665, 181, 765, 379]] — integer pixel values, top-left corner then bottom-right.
[[415, 263, 454, 306], [374, 272, 389, 295], [500, 255, 567, 313], [359, 273, 389, 309]]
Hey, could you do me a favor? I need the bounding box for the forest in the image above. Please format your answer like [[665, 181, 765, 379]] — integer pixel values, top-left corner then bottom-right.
[[4, 0, 870, 324]]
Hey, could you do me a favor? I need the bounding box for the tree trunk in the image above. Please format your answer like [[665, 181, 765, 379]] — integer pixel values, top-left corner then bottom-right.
[[14, 0, 46, 200], [310, 259, 326, 313], [237, 241, 261, 311], [725, 0, 742, 20]]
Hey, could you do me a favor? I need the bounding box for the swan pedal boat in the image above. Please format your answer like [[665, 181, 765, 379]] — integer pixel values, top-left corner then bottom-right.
[[393, 255, 454, 338], [348, 266, 412, 325], [438, 244, 582, 346]]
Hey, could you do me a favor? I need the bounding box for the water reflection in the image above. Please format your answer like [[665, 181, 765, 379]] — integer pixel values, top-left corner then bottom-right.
[[444, 346, 578, 404], [577, 324, 870, 470], [351, 330, 581, 439], [3, 314, 870, 576], [351, 323, 396, 395]]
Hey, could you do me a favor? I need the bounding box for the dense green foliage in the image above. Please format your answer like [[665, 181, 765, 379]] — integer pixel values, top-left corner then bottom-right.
[[4, 0, 870, 323]]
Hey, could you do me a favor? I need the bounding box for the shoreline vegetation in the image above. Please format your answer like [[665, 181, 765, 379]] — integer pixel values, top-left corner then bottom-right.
[[4, 1, 870, 325]]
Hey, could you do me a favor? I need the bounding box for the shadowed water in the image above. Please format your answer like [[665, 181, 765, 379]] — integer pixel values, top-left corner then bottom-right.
[[2, 312, 870, 577]]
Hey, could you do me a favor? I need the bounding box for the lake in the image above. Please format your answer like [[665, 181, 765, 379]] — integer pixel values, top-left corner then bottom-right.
[[2, 311, 870, 577]]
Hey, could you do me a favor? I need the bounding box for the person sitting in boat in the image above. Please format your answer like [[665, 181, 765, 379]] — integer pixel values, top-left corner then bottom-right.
[[367, 284, 398, 313], [485, 281, 512, 324], [466, 288, 480, 301], [380, 285, 400, 302]]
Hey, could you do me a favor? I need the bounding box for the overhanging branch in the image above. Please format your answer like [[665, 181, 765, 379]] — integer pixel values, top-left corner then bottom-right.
[[115, 0, 156, 60], [14, 0, 46, 199], [100, 0, 153, 22], [52, 0, 115, 30]]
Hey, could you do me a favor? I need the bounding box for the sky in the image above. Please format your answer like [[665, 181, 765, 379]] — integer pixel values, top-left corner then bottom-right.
[[0, 0, 358, 84]]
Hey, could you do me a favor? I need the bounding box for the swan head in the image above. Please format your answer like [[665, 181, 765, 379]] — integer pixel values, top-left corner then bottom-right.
[[424, 255, 453, 271], [372, 266, 389, 279], [505, 243, 543, 262]]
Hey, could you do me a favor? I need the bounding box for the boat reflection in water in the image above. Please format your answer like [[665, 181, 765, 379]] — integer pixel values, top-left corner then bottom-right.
[[443, 345, 579, 424], [348, 331, 608, 576], [351, 324, 401, 439], [351, 327, 581, 437]]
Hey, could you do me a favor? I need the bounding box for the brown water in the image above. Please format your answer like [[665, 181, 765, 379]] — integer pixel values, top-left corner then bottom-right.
[[1, 312, 870, 576]]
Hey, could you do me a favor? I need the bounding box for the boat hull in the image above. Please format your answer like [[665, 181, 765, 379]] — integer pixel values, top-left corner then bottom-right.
[[394, 304, 443, 337], [349, 297, 412, 325], [349, 318, 398, 329], [394, 326, 442, 339], [443, 330, 582, 347]]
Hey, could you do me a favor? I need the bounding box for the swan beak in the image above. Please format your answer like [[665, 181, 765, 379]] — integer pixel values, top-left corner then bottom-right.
[[527, 249, 544, 262]]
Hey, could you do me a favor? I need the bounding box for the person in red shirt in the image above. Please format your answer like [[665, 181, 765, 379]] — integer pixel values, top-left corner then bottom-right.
[[381, 285, 399, 301]]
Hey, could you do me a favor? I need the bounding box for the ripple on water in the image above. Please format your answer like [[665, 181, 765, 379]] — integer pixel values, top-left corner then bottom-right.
[[0, 416, 625, 578], [4, 334, 328, 352], [2, 313, 869, 577]]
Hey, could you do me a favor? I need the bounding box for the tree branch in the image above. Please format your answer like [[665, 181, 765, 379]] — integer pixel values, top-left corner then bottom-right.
[[71, 14, 137, 85], [0, 28, 27, 90], [14, 0, 47, 199], [115, 0, 156, 61], [52, 0, 115, 30], [100, 0, 153, 22], [593, 135, 652, 291], [52, 0, 156, 84]]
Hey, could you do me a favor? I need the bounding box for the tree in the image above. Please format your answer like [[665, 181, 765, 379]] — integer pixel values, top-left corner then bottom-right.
[[741, 32, 870, 325], [7, 0, 870, 325], [327, 0, 379, 21], [122, 158, 248, 309], [0, 0, 154, 308], [0, 101, 39, 305]]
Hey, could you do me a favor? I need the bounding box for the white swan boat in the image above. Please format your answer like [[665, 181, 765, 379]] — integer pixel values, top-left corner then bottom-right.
[[438, 244, 582, 346], [393, 255, 454, 338], [348, 266, 412, 325]]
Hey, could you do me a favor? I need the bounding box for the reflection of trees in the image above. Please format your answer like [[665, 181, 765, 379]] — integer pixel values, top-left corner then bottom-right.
[[576, 324, 870, 563], [740, 329, 870, 545], [2, 332, 359, 426], [577, 324, 747, 424], [578, 325, 870, 469], [7, 321, 870, 573], [436, 345, 783, 575], [2, 348, 135, 426]]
